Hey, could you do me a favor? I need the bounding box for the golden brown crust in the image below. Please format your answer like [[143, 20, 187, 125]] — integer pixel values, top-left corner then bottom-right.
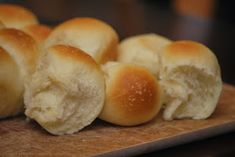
[[166, 40, 206, 57], [22, 24, 51, 44], [100, 63, 162, 126], [111, 66, 158, 116], [48, 45, 100, 69], [0, 28, 39, 75], [0, 4, 38, 28], [161, 40, 220, 75], [56, 17, 113, 31], [98, 39, 118, 64], [0, 47, 11, 61], [0, 28, 38, 54]]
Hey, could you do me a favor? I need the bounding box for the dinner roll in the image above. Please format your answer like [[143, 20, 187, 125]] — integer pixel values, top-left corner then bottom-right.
[[0, 28, 39, 118], [118, 33, 171, 77], [0, 4, 38, 29], [44, 17, 119, 64], [24, 45, 105, 135], [22, 24, 52, 45], [160, 41, 222, 120], [99, 62, 162, 126]]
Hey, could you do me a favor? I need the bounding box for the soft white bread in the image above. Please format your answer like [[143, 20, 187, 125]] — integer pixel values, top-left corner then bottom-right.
[[99, 62, 162, 126], [24, 45, 105, 135], [0, 28, 39, 118], [160, 41, 222, 120], [118, 33, 171, 77], [22, 24, 52, 45], [0, 4, 38, 29], [44, 17, 119, 64]]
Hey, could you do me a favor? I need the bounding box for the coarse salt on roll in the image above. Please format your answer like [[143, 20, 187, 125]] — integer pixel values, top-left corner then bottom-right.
[[99, 62, 162, 126]]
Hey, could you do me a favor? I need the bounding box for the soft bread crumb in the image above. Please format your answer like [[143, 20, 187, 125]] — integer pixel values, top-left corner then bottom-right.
[[24, 45, 105, 135], [118, 33, 171, 77], [160, 41, 222, 120]]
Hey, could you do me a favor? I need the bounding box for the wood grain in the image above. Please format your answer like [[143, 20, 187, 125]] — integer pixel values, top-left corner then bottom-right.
[[0, 84, 235, 157]]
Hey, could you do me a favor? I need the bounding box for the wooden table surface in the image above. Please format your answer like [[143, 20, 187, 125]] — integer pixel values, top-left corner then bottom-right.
[[1, 0, 235, 156]]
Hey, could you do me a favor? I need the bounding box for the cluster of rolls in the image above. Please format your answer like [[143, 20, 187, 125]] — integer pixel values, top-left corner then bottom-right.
[[0, 4, 222, 135]]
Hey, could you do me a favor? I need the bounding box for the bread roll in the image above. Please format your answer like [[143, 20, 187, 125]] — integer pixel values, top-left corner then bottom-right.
[[118, 33, 171, 77], [0, 4, 38, 29], [44, 17, 119, 64], [99, 62, 162, 126], [24, 45, 105, 135], [0, 47, 24, 118], [160, 41, 222, 120], [0, 28, 39, 118], [22, 24, 52, 45]]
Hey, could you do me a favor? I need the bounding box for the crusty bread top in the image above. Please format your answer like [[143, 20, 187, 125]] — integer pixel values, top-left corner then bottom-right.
[[161, 40, 220, 76], [22, 24, 51, 44], [119, 33, 171, 53], [0, 4, 38, 29], [109, 65, 159, 116], [48, 45, 100, 69], [44, 17, 119, 63], [100, 62, 161, 125], [0, 47, 11, 61], [0, 28, 39, 78], [53, 17, 116, 31]]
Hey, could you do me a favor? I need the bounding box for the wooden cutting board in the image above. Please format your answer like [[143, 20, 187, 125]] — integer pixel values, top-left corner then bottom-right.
[[1, 84, 235, 157]]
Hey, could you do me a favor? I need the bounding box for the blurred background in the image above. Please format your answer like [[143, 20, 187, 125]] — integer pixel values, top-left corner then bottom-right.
[[0, 0, 235, 84]]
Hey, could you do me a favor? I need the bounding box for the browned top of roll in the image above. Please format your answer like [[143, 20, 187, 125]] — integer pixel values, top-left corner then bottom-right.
[[48, 44, 100, 69], [99, 62, 162, 126], [0, 28, 39, 77], [110, 67, 158, 116], [0, 4, 38, 29], [22, 24, 51, 44]]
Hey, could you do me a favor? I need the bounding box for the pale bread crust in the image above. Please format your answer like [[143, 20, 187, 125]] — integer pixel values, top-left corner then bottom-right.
[[118, 33, 171, 77], [44, 17, 119, 64]]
